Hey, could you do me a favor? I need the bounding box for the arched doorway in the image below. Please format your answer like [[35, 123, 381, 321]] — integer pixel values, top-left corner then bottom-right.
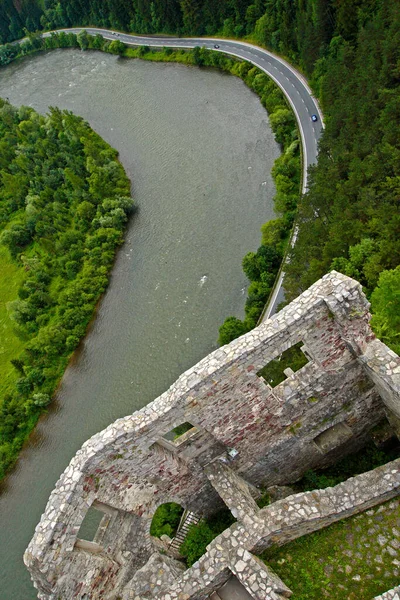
[[150, 502, 185, 539]]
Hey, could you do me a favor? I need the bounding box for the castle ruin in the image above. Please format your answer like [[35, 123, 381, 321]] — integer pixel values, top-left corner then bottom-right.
[[24, 271, 400, 599]]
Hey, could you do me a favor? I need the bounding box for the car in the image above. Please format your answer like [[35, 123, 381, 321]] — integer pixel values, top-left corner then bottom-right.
[[311, 114, 318, 122], [214, 44, 220, 49]]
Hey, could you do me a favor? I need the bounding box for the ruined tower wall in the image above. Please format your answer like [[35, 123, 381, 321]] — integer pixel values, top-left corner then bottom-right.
[[121, 458, 400, 600], [24, 272, 400, 600]]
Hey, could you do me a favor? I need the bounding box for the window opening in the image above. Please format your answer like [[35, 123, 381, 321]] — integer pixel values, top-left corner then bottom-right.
[[162, 422, 197, 443], [257, 341, 309, 387], [77, 505, 105, 542]]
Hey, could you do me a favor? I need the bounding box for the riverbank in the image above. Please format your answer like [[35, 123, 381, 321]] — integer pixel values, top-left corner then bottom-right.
[[0, 43, 283, 483], [0, 30, 302, 347], [0, 100, 134, 480]]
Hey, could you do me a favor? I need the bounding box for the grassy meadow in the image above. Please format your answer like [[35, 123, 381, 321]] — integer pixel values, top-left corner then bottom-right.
[[0, 247, 26, 402]]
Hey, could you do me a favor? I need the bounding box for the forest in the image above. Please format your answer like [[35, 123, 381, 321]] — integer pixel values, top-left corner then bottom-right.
[[0, 0, 393, 352], [0, 100, 133, 478], [284, 0, 400, 357], [221, 0, 400, 352]]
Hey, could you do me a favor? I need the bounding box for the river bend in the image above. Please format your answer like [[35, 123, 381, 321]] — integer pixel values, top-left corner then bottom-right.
[[0, 49, 279, 598]]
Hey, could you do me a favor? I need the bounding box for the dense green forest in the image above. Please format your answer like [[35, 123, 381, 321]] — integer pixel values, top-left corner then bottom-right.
[[240, 0, 400, 355], [1, 0, 391, 350], [284, 0, 400, 357], [0, 100, 133, 479], [0, 0, 398, 340], [1, 0, 263, 44], [0, 0, 386, 62]]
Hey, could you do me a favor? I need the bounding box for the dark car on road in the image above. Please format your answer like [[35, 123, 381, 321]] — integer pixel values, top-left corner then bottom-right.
[[311, 114, 318, 122]]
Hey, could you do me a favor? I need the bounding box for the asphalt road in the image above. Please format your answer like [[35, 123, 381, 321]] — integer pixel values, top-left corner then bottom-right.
[[53, 28, 323, 182], [42, 28, 324, 317]]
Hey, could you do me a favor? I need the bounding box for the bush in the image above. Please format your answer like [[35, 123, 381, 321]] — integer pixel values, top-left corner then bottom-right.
[[180, 508, 236, 566], [370, 266, 400, 355], [32, 393, 51, 407], [150, 502, 184, 538], [218, 316, 248, 346], [180, 521, 215, 565]]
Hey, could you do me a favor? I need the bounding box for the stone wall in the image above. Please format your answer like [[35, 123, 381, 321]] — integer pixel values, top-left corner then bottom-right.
[[375, 587, 400, 600], [24, 272, 400, 599], [360, 338, 400, 436], [121, 457, 400, 600]]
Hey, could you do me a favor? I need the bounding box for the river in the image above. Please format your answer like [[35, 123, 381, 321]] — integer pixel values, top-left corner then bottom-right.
[[0, 49, 279, 599]]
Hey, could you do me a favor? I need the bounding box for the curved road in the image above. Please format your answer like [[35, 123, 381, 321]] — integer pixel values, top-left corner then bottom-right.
[[44, 28, 324, 316]]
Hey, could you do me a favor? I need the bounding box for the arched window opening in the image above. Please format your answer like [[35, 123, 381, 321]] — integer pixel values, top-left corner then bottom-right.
[[150, 502, 184, 539]]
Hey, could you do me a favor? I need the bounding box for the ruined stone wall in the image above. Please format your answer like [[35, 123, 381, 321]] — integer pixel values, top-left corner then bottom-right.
[[122, 458, 400, 600], [24, 272, 400, 599], [375, 587, 400, 600]]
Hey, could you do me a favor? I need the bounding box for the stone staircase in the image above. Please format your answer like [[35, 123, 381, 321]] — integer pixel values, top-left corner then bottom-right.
[[169, 510, 201, 552]]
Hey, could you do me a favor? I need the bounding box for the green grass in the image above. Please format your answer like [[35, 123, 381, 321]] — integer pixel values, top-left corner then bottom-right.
[[260, 498, 400, 599], [295, 442, 400, 492], [173, 422, 194, 439], [125, 47, 195, 64], [0, 247, 27, 403]]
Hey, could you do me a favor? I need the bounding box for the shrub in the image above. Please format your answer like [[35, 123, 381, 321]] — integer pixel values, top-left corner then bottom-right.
[[150, 502, 184, 538]]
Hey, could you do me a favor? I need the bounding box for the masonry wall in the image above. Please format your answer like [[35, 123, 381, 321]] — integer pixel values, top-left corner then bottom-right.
[[24, 272, 400, 600], [375, 587, 400, 600], [122, 458, 400, 600]]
